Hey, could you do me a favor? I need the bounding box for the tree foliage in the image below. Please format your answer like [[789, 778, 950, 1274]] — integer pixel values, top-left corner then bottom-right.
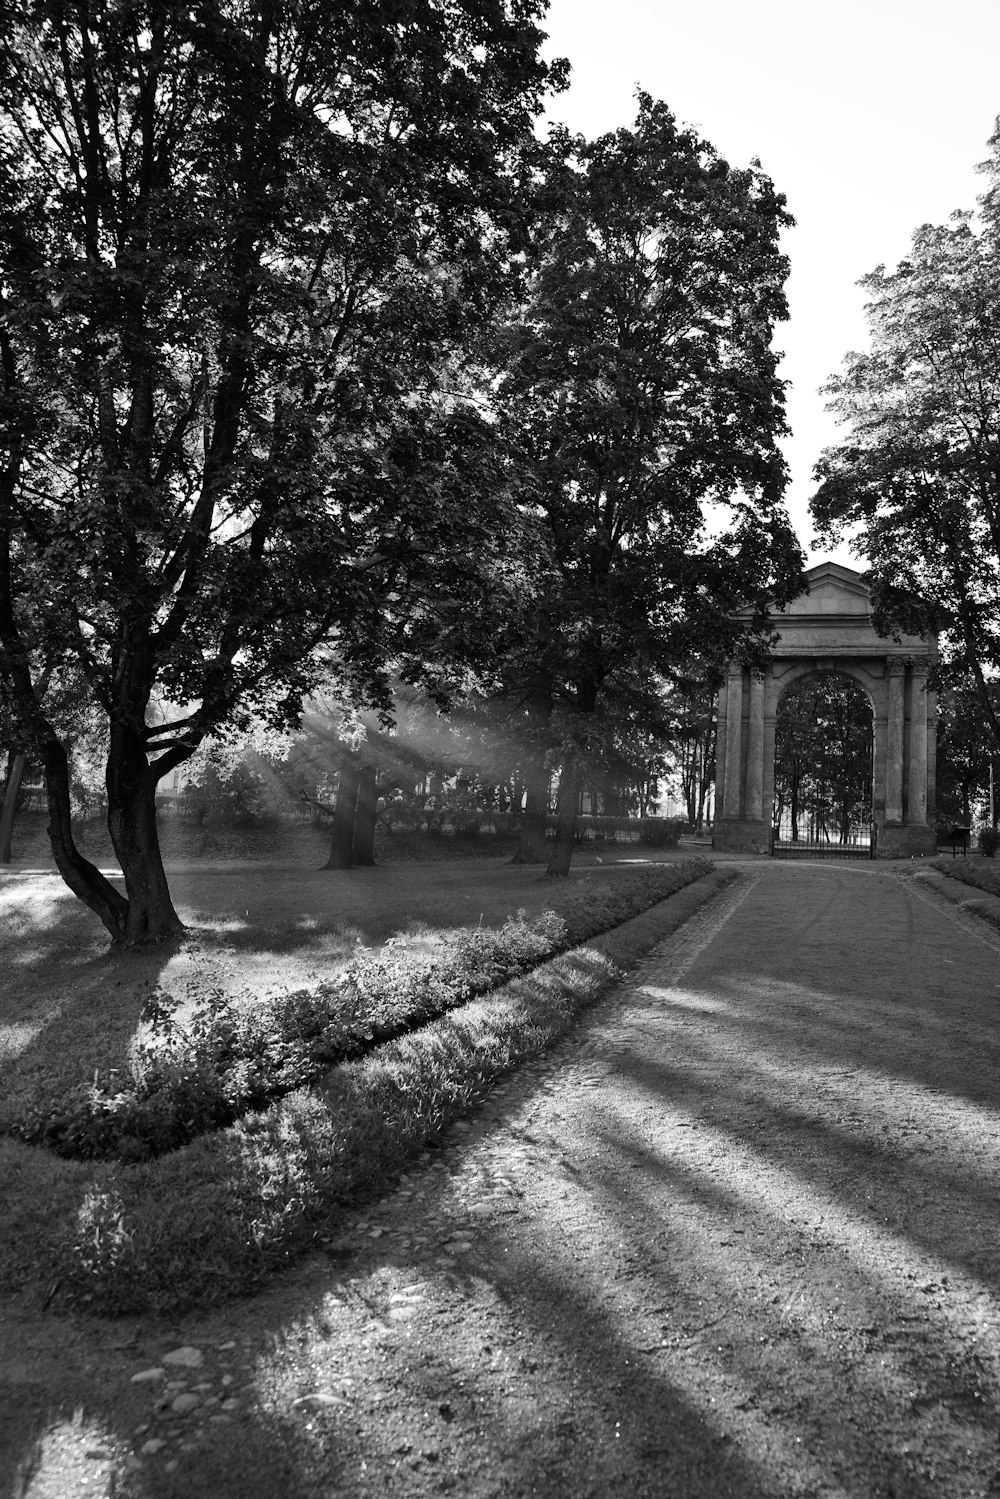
[[493, 96, 803, 872], [812, 124, 1000, 751], [0, 0, 564, 940], [935, 672, 999, 828]]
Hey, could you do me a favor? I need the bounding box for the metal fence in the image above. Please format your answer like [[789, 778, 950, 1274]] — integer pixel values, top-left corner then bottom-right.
[[771, 813, 875, 860]]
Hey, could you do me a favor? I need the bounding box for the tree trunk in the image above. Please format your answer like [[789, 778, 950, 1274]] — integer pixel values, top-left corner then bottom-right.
[[511, 773, 550, 863], [546, 757, 580, 877], [36, 734, 132, 942], [323, 756, 359, 869], [0, 750, 26, 864], [353, 763, 378, 866], [512, 690, 553, 864], [790, 769, 799, 842], [697, 779, 709, 833], [106, 723, 185, 944], [684, 783, 696, 828], [425, 773, 445, 834]]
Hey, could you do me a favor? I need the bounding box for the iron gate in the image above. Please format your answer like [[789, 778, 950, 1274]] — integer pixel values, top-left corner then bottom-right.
[[770, 813, 876, 860], [773, 827, 869, 863], [771, 690, 875, 860]]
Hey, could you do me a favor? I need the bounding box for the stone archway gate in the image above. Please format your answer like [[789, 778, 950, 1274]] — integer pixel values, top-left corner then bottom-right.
[[712, 562, 937, 858]]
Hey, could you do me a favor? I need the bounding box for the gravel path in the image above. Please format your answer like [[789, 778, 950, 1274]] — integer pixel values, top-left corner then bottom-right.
[[6, 862, 1000, 1499]]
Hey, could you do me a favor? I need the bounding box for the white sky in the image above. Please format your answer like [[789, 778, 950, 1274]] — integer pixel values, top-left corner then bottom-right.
[[539, 0, 1000, 566]]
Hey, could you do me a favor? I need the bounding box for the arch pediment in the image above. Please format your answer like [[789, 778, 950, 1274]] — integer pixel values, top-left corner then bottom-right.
[[770, 563, 935, 662]]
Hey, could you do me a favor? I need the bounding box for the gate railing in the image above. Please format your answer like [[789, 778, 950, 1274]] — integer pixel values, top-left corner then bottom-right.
[[770, 822, 876, 860]]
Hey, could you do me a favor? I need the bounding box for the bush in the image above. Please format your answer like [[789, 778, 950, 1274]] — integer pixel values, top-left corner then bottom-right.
[[545, 813, 689, 845], [639, 817, 684, 847], [180, 760, 290, 828], [581, 813, 629, 842], [8, 861, 711, 1165], [10, 912, 564, 1163], [979, 826, 999, 858]]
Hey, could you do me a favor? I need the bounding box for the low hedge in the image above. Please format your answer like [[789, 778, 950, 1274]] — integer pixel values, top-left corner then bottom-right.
[[8, 860, 712, 1165], [930, 857, 1000, 900], [39, 862, 734, 1314], [546, 813, 686, 846]]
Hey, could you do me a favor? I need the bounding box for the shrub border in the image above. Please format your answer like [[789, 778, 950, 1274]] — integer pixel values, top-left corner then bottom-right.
[[9, 862, 711, 1164], [37, 866, 738, 1316]]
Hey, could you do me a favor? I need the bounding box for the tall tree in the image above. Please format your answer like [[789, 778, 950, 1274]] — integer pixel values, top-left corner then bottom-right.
[[495, 97, 803, 873], [813, 127, 1000, 750], [0, 0, 564, 941]]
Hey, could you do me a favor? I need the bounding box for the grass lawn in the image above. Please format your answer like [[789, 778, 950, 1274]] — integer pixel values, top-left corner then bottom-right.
[[1, 840, 726, 1314]]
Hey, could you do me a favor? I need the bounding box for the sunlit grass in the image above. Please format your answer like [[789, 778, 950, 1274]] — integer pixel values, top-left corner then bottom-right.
[[1, 875, 99, 952]]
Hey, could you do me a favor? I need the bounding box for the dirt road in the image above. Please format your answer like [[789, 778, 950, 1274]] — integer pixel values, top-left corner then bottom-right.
[[7, 863, 1000, 1499]]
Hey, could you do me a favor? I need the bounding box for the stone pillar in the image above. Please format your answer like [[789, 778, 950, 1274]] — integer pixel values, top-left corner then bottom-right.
[[907, 659, 929, 825], [871, 712, 887, 823], [885, 658, 905, 824], [745, 674, 765, 823], [722, 667, 744, 818]]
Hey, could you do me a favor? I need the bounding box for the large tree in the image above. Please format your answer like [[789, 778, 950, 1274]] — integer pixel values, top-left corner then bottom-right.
[[0, 0, 563, 941], [495, 97, 803, 873], [812, 128, 1000, 751]]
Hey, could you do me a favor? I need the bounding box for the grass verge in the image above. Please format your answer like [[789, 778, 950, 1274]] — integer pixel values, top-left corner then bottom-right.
[[1, 865, 736, 1317], [926, 857, 1000, 932], [930, 856, 1000, 899]]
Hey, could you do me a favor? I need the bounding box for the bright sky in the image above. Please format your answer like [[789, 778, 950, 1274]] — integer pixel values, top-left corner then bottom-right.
[[539, 0, 1000, 566]]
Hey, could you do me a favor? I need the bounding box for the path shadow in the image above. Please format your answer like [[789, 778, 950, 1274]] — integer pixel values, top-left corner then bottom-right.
[[6, 862, 1000, 1497]]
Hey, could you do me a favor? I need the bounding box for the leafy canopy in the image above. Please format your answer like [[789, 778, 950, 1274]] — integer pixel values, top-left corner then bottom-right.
[[497, 95, 803, 709], [812, 122, 1000, 746], [0, 0, 565, 768]]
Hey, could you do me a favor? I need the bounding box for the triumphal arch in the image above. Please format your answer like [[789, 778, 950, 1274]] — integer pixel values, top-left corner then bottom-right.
[[712, 562, 937, 857]]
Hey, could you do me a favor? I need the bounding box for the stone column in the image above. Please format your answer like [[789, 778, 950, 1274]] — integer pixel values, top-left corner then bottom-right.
[[722, 667, 744, 818], [871, 713, 886, 821], [745, 674, 765, 822], [885, 658, 905, 823], [907, 658, 929, 825]]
